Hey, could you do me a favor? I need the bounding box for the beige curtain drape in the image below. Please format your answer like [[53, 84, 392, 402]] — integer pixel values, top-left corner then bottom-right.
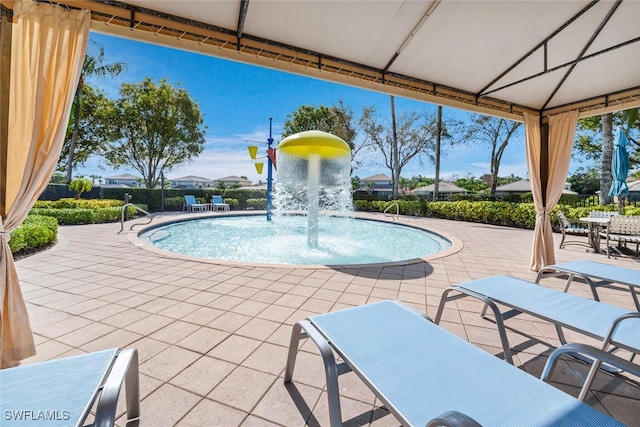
[[0, 0, 89, 367], [525, 110, 579, 271]]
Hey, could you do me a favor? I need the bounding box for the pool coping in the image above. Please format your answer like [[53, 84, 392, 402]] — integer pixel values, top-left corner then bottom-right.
[[125, 210, 463, 269]]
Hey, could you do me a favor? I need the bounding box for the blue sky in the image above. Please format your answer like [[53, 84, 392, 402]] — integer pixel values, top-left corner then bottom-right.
[[78, 31, 587, 184]]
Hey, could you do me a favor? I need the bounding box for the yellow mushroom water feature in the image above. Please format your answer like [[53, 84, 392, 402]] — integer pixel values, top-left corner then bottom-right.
[[277, 131, 351, 249]]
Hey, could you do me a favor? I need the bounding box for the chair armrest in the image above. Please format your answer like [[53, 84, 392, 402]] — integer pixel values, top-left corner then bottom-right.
[[427, 411, 483, 427], [94, 348, 140, 427], [541, 343, 640, 382]]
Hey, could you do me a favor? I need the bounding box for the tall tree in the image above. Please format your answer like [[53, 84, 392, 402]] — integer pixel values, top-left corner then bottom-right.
[[567, 166, 599, 195], [58, 85, 114, 176], [282, 101, 358, 159], [282, 102, 356, 143], [461, 115, 521, 195], [103, 78, 207, 189], [390, 96, 400, 198], [574, 110, 639, 167], [599, 113, 614, 205], [359, 98, 443, 199], [64, 43, 126, 183], [433, 105, 443, 201]]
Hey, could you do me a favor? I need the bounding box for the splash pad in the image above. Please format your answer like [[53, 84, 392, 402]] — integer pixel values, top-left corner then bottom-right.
[[139, 130, 453, 266], [275, 131, 352, 249]]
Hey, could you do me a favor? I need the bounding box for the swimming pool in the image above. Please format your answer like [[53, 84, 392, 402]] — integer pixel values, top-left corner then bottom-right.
[[140, 214, 451, 266]]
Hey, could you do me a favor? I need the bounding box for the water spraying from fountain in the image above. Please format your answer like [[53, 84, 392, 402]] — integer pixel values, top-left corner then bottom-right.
[[274, 131, 351, 249]]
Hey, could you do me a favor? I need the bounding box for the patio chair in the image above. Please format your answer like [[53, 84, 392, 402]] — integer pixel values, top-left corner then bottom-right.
[[211, 195, 230, 212], [590, 210, 619, 218], [1, 347, 139, 427], [285, 300, 623, 427], [557, 211, 590, 249], [536, 260, 640, 311], [601, 215, 640, 258], [434, 275, 640, 399], [184, 194, 207, 212]]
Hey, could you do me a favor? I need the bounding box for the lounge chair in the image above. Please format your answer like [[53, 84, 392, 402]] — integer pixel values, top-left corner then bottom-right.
[[435, 276, 640, 398], [557, 211, 590, 249], [211, 195, 230, 212], [1, 347, 139, 427], [284, 300, 623, 426], [184, 195, 207, 212], [536, 260, 640, 310]]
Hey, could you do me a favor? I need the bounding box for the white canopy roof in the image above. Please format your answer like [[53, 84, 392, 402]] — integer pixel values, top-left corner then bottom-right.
[[55, 0, 640, 121]]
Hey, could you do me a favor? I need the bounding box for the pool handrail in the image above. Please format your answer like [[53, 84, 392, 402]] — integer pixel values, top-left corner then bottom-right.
[[119, 203, 156, 233]]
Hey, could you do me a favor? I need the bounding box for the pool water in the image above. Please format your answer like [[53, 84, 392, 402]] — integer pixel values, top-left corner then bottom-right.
[[140, 215, 451, 266]]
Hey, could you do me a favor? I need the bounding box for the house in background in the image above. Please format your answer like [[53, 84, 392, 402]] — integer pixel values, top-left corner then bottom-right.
[[103, 173, 140, 188], [214, 175, 252, 188], [495, 180, 577, 197], [413, 181, 467, 200], [170, 175, 215, 189], [627, 179, 640, 202], [241, 181, 268, 190], [357, 174, 394, 198]]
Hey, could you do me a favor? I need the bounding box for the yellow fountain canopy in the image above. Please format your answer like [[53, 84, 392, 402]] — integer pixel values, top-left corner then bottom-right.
[[278, 130, 350, 158]]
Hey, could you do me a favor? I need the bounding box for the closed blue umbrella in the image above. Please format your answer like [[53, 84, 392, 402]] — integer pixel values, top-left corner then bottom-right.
[[609, 125, 630, 213]]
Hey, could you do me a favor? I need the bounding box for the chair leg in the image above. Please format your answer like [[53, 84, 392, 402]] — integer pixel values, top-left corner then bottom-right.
[[285, 320, 344, 427]]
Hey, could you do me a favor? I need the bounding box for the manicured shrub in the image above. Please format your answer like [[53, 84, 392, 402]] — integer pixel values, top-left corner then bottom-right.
[[33, 198, 122, 209], [246, 198, 267, 209], [164, 196, 185, 211], [9, 215, 58, 254], [29, 208, 95, 225], [224, 198, 239, 209]]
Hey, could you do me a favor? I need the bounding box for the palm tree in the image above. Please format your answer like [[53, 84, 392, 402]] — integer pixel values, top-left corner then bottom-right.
[[66, 44, 126, 183], [599, 113, 613, 205]]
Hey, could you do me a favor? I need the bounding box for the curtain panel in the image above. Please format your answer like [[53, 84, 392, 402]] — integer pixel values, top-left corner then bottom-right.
[[0, 0, 89, 367], [525, 110, 579, 272]]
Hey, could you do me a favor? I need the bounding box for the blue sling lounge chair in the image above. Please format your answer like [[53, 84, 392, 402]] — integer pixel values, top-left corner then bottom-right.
[[1, 347, 139, 427], [536, 260, 640, 310], [284, 300, 623, 427], [435, 275, 640, 401]]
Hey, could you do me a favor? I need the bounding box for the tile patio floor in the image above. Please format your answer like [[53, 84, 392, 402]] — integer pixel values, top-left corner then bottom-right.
[[15, 212, 640, 426]]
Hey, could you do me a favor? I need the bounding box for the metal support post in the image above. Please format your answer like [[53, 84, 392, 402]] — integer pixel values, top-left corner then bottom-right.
[[266, 117, 273, 221]]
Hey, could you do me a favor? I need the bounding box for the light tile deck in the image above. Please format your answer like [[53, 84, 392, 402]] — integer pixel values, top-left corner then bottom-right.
[[15, 212, 640, 426]]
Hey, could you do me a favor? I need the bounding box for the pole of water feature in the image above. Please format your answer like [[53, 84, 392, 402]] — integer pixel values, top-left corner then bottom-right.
[[266, 118, 273, 221], [307, 153, 320, 248]]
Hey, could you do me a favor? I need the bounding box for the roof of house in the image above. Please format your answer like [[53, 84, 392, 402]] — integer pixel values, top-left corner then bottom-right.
[[105, 173, 139, 180], [242, 182, 268, 190], [361, 174, 392, 182], [494, 180, 532, 192], [414, 182, 467, 193], [101, 183, 133, 188], [628, 179, 640, 192], [171, 175, 215, 182], [495, 180, 577, 195], [214, 175, 252, 184]]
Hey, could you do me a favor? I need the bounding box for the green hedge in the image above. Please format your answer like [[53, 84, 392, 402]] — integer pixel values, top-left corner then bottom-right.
[[33, 198, 122, 209], [355, 199, 537, 229], [246, 198, 267, 210], [9, 215, 58, 254], [354, 199, 640, 230], [30, 206, 137, 225], [101, 188, 266, 211]]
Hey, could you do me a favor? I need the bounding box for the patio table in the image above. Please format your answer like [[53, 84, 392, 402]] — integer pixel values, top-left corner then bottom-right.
[[579, 217, 610, 253]]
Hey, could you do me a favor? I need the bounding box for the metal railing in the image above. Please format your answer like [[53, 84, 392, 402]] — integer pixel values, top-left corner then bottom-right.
[[384, 202, 399, 221], [119, 203, 156, 233]]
